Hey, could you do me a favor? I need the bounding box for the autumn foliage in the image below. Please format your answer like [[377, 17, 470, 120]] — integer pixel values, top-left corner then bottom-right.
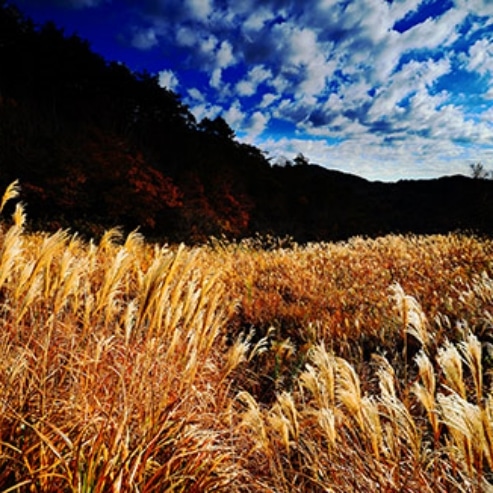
[[1, 180, 493, 491], [2, 3, 493, 244], [2, 4, 493, 491]]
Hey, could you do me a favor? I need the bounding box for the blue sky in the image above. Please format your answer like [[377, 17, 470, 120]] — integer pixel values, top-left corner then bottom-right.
[[14, 0, 493, 181]]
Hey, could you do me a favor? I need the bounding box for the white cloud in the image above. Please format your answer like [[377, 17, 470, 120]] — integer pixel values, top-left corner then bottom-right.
[[267, 23, 336, 97], [113, 0, 493, 180], [259, 93, 280, 108], [466, 38, 493, 75], [274, 97, 312, 125], [226, 0, 255, 16], [185, 0, 212, 22], [198, 34, 218, 59], [286, 26, 319, 66], [189, 36, 237, 82], [187, 101, 222, 122], [235, 65, 272, 96], [270, 73, 291, 93], [344, 0, 394, 44], [158, 69, 179, 90], [216, 40, 235, 67], [456, 0, 493, 18], [223, 100, 245, 129], [187, 87, 205, 101], [248, 64, 272, 82], [300, 59, 336, 97], [243, 6, 275, 32], [175, 26, 196, 47], [485, 87, 493, 100], [367, 57, 451, 122], [387, 0, 423, 23], [257, 133, 477, 182], [236, 79, 255, 97], [245, 111, 269, 138], [331, 3, 462, 86], [131, 27, 158, 50], [399, 7, 463, 51], [210, 68, 223, 89]]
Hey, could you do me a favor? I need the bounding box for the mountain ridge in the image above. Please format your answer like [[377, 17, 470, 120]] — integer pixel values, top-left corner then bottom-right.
[[1, 2, 492, 243]]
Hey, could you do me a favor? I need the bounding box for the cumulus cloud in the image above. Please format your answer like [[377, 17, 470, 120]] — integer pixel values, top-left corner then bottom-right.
[[187, 87, 206, 101], [131, 27, 159, 50], [210, 68, 223, 89], [259, 93, 280, 108], [198, 34, 218, 61], [223, 100, 245, 128], [456, 0, 493, 18], [184, 0, 213, 22], [243, 8, 273, 32], [366, 57, 452, 123], [387, 0, 423, 23], [244, 111, 269, 138], [235, 65, 272, 96], [158, 69, 179, 90], [257, 133, 480, 182], [466, 39, 493, 76], [36, 0, 493, 180], [175, 26, 197, 47], [216, 40, 235, 67], [189, 102, 222, 122], [399, 7, 463, 51], [486, 87, 493, 100]]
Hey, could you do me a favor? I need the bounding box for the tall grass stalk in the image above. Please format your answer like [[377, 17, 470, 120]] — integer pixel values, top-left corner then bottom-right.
[[1, 182, 493, 491], [0, 180, 20, 215]]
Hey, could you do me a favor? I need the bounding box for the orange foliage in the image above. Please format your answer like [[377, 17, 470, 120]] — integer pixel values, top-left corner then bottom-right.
[[209, 175, 252, 236], [223, 234, 493, 363], [179, 172, 252, 240], [37, 128, 183, 230]]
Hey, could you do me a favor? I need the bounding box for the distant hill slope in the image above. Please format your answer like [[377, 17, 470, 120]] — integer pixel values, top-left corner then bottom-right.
[[1, 2, 492, 242], [252, 166, 493, 241]]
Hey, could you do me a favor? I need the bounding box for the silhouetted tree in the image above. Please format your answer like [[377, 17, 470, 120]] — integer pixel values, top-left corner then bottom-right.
[[199, 116, 235, 140], [470, 162, 491, 180], [293, 153, 309, 166], [2, 2, 493, 243]]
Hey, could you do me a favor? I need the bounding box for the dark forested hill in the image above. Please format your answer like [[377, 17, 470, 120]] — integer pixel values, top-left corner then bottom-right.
[[1, 2, 492, 243]]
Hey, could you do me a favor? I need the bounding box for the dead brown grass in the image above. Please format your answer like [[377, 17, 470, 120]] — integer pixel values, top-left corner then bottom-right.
[[1, 182, 493, 491]]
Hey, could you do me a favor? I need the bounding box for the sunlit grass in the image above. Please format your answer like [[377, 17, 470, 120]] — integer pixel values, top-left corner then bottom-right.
[[1, 182, 493, 491]]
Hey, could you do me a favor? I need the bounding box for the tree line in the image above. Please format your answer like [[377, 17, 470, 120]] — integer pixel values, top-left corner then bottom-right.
[[1, 1, 493, 242]]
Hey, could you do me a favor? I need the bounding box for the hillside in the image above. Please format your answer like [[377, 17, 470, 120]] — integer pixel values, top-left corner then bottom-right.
[[1, 2, 493, 242]]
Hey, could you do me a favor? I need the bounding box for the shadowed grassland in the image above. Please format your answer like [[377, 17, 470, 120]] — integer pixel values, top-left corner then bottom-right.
[[1, 183, 493, 491]]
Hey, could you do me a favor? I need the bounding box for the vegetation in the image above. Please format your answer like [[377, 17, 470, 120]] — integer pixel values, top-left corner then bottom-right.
[[2, 2, 493, 244], [470, 163, 492, 180], [1, 5, 493, 489], [1, 183, 493, 492]]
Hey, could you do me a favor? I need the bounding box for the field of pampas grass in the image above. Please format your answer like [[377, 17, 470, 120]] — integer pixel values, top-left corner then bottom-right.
[[1, 181, 493, 492]]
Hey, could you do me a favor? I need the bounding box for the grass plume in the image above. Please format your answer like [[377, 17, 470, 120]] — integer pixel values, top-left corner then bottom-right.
[[1, 182, 493, 491]]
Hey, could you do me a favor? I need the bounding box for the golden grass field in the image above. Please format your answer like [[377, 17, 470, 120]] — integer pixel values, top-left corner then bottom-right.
[[1, 181, 493, 492]]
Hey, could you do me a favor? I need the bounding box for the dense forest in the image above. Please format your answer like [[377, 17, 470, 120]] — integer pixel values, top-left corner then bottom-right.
[[1, 1, 493, 242]]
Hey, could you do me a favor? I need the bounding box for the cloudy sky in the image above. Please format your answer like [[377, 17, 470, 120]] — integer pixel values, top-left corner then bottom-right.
[[15, 0, 493, 181]]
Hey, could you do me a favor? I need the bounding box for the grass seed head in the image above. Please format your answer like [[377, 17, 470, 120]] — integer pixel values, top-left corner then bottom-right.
[[0, 179, 20, 214]]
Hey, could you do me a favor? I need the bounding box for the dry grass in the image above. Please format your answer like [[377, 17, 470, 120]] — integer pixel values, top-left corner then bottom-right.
[[1, 182, 493, 491]]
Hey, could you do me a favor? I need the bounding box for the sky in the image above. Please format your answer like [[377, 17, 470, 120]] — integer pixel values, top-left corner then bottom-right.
[[12, 0, 493, 182]]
